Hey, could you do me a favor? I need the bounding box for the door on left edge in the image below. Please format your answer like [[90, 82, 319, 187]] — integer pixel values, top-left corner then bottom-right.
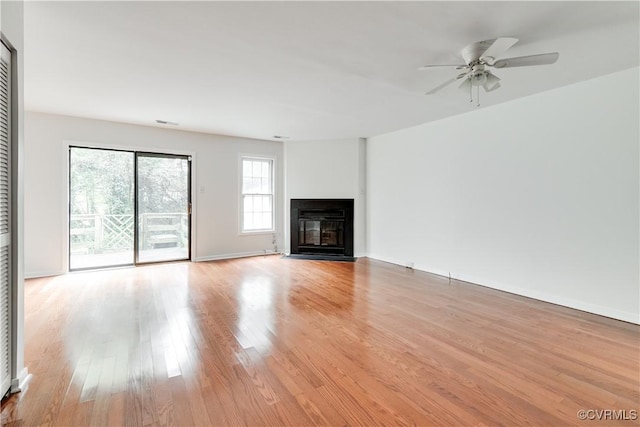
[[0, 40, 13, 397]]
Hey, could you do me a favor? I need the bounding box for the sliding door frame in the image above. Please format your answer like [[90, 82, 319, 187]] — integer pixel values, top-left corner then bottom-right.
[[134, 151, 192, 265], [68, 146, 134, 271], [65, 143, 196, 272]]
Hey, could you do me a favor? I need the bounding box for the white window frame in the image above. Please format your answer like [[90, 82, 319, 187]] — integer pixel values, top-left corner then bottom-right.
[[239, 155, 275, 234]]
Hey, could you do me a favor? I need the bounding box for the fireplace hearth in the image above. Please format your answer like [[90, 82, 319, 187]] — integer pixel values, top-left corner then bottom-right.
[[290, 199, 354, 260]]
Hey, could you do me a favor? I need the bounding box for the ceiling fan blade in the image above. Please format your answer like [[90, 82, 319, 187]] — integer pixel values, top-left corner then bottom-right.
[[418, 64, 467, 70], [493, 52, 559, 68], [425, 77, 457, 95], [480, 37, 518, 63]]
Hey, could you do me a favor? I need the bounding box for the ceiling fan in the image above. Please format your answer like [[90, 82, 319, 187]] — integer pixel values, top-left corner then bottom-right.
[[419, 37, 559, 105]]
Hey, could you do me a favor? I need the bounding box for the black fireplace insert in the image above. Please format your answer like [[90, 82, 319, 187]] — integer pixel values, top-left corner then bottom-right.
[[290, 199, 354, 258]]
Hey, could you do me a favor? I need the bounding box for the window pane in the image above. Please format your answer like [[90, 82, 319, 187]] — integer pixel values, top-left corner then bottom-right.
[[241, 158, 274, 231], [245, 179, 253, 194], [253, 177, 262, 194], [252, 161, 261, 177], [244, 212, 253, 230]]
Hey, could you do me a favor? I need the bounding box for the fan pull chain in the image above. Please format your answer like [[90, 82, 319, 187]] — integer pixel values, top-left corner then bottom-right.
[[477, 86, 480, 107], [469, 80, 473, 103]]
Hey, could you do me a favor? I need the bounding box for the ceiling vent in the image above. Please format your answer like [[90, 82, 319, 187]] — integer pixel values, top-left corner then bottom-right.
[[155, 119, 179, 126]]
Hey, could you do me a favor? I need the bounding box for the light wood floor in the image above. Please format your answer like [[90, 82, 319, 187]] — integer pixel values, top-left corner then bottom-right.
[[2, 256, 638, 426]]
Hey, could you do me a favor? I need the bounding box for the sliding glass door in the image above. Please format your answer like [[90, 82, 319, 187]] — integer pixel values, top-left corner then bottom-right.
[[69, 148, 135, 270], [69, 147, 191, 270], [136, 153, 190, 264]]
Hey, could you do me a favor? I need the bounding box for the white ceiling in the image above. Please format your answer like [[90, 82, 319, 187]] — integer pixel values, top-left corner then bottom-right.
[[24, 1, 639, 141]]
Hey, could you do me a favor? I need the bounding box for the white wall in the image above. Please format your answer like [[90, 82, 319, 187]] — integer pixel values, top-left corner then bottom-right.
[[2, 0, 28, 392], [284, 138, 366, 256], [367, 68, 639, 324], [24, 112, 284, 277]]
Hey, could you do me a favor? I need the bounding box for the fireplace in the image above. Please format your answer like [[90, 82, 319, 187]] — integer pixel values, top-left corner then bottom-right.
[[290, 199, 354, 259]]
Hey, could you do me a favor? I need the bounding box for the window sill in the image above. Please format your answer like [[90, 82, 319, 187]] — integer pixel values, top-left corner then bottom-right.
[[239, 229, 275, 236]]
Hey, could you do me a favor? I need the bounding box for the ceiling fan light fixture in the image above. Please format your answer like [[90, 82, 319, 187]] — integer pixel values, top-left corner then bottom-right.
[[486, 82, 501, 93], [483, 72, 501, 91], [421, 37, 560, 100], [458, 78, 472, 91], [470, 71, 487, 86]]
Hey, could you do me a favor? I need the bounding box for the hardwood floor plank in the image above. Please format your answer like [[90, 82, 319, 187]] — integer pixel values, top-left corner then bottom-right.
[[149, 374, 174, 427], [167, 376, 195, 426], [294, 389, 346, 426], [73, 400, 94, 427], [2, 256, 638, 426], [106, 392, 125, 427], [38, 364, 75, 427], [51, 360, 90, 426]]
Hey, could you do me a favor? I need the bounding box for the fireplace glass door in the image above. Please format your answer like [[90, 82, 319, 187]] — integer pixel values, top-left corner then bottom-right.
[[320, 221, 343, 246], [290, 199, 354, 257], [299, 220, 344, 248], [300, 220, 320, 246]]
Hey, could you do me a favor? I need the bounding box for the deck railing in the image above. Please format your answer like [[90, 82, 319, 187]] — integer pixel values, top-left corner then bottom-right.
[[70, 213, 188, 254]]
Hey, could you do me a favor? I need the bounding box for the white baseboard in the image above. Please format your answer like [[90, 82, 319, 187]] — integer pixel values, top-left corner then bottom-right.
[[11, 368, 31, 394], [25, 269, 66, 279], [460, 274, 639, 325], [367, 253, 425, 271], [195, 250, 281, 262], [367, 254, 640, 325]]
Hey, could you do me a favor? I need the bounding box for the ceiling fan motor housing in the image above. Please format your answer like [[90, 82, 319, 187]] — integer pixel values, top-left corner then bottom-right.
[[461, 40, 494, 65]]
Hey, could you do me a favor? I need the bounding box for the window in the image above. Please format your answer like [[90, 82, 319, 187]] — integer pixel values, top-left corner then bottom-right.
[[241, 157, 274, 232]]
